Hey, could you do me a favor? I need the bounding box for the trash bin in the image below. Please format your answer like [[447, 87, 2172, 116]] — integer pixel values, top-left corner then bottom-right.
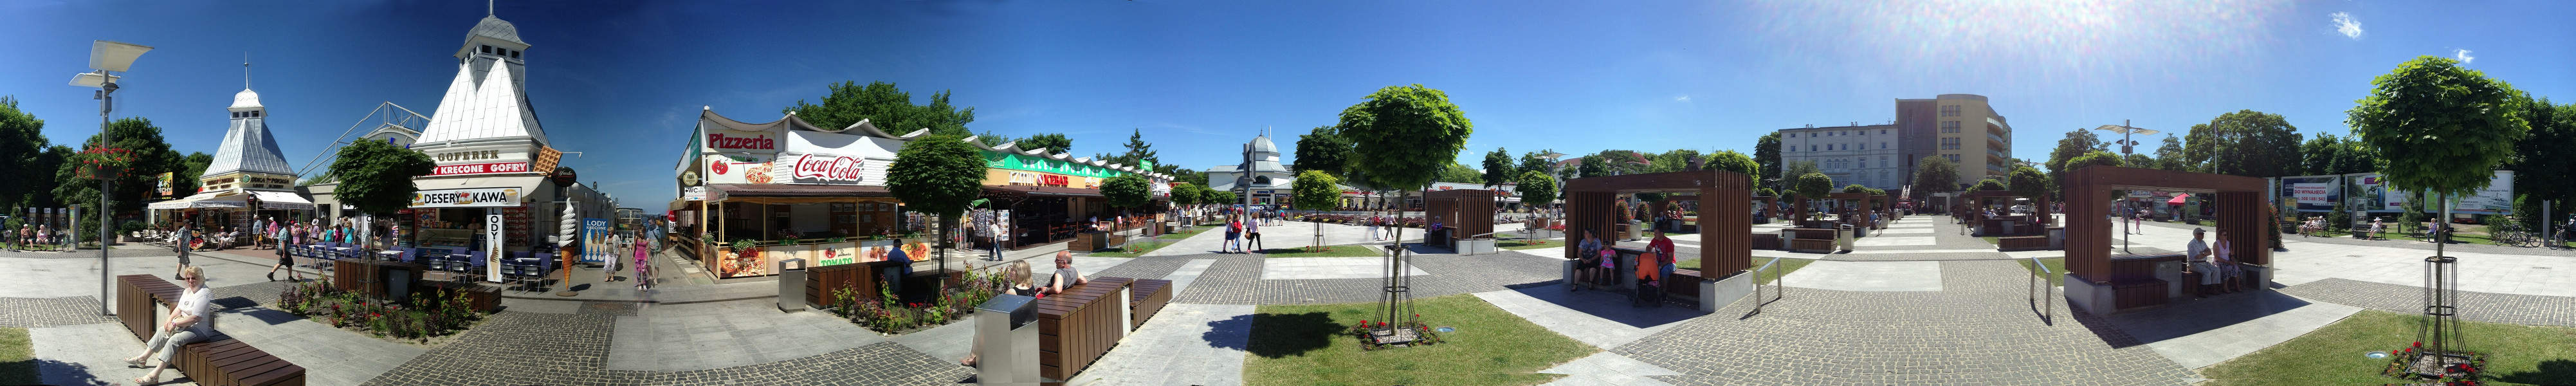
[[977, 294, 1040, 385], [776, 258, 807, 311]]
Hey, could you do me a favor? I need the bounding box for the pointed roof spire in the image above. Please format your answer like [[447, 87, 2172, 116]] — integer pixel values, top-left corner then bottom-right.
[[242, 52, 251, 89], [489, 0, 495, 16]]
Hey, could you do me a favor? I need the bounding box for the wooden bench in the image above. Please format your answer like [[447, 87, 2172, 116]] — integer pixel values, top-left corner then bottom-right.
[[1037, 277, 1135, 381], [1664, 269, 1703, 298], [2106, 253, 2185, 310], [1996, 235, 2050, 252], [1749, 233, 1781, 250], [114, 275, 306, 386], [1127, 279, 1173, 329], [1787, 228, 1837, 253]]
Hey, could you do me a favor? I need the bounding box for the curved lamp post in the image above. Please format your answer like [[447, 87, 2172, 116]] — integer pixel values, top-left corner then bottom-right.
[[72, 40, 151, 316]]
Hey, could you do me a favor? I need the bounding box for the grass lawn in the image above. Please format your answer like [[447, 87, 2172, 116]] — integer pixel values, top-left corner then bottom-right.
[[0, 327, 34, 385], [1159, 226, 1212, 240], [2199, 309, 2576, 385], [1495, 240, 1560, 250], [2015, 257, 2066, 286], [1243, 295, 1596, 386], [1674, 256, 1811, 284], [1254, 245, 1384, 257], [1978, 236, 2000, 244]]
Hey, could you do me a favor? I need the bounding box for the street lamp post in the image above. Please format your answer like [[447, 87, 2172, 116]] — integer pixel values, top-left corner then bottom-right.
[[72, 41, 151, 317], [2092, 121, 2159, 253]]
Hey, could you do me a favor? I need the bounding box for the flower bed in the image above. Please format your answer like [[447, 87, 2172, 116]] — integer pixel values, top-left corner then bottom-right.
[[276, 279, 487, 343], [1349, 317, 1444, 351], [2379, 341, 2487, 384], [824, 269, 1011, 334]]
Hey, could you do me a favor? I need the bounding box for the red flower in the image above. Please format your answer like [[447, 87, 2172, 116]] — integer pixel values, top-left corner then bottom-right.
[[2413, 341, 2423, 348]]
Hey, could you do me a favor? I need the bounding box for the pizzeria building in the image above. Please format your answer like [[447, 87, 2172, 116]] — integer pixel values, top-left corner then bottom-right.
[[673, 108, 930, 279]]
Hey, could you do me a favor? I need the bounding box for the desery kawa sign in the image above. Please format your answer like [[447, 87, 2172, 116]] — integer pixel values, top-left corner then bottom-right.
[[410, 187, 524, 208]]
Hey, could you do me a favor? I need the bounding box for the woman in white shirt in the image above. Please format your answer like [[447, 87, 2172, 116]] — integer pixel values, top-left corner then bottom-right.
[[125, 265, 214, 385]]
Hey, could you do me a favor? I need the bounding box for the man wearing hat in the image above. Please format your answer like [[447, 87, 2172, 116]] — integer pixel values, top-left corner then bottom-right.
[[2185, 227, 2214, 295]]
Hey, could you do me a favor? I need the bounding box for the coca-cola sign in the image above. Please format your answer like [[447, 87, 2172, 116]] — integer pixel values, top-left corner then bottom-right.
[[791, 154, 867, 183]]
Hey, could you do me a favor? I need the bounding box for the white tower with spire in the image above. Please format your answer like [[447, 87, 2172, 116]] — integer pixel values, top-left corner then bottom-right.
[[203, 58, 297, 193]]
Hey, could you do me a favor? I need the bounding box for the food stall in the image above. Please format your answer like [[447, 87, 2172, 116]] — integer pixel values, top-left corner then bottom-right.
[[678, 108, 940, 279]]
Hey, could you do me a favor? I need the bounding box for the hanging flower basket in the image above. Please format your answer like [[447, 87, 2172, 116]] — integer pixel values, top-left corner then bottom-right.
[[71, 146, 138, 179]]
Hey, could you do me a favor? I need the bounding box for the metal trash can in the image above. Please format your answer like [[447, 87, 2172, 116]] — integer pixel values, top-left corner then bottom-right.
[[776, 258, 807, 311], [977, 294, 1040, 385]]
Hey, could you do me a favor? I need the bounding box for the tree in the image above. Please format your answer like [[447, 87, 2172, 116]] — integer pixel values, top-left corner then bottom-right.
[[2007, 165, 2049, 203], [1435, 162, 1482, 184], [1017, 133, 1072, 154], [887, 134, 989, 268], [1790, 172, 1834, 221], [1912, 156, 1960, 198], [1782, 160, 1819, 187], [1111, 129, 1158, 168], [19, 145, 68, 208], [2121, 154, 2155, 172], [1292, 125, 1351, 178], [1755, 133, 1782, 188], [1704, 150, 1760, 185], [1973, 178, 2007, 192], [2507, 98, 2575, 226], [2349, 56, 2530, 252], [2044, 128, 2107, 181], [0, 96, 51, 208], [2065, 151, 2126, 200], [1211, 190, 1237, 205], [1291, 170, 1341, 250], [1843, 184, 1870, 194], [2181, 124, 2216, 172], [1100, 174, 1151, 212], [1514, 170, 1557, 210], [2201, 110, 2305, 178], [176, 151, 213, 197], [1647, 149, 1703, 174], [1169, 182, 1200, 208], [2151, 135, 2188, 171], [327, 139, 437, 216], [1337, 84, 1472, 194], [1516, 150, 1556, 180], [1575, 154, 1607, 178], [783, 81, 976, 138], [1481, 147, 1513, 188], [55, 117, 183, 226]]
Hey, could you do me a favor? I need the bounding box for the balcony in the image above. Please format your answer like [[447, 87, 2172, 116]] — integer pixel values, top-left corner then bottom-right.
[[1988, 149, 2008, 160], [1987, 133, 2008, 147]]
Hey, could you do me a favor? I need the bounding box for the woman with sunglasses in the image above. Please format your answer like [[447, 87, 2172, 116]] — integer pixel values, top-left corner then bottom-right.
[[125, 266, 214, 385]]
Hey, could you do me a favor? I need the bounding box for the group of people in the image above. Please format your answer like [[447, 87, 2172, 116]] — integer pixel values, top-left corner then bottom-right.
[[1221, 214, 1262, 253], [9, 223, 71, 252], [1360, 215, 1403, 241], [2184, 227, 2247, 294], [1569, 228, 1678, 308]]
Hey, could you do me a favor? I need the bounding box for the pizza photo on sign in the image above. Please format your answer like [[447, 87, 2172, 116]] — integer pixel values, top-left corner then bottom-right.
[[744, 163, 774, 184]]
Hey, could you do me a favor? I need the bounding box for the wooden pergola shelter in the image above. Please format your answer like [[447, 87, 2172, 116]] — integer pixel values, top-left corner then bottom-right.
[[1823, 192, 1890, 229], [2062, 165, 2271, 315], [1422, 189, 1498, 250], [1564, 168, 1756, 312]]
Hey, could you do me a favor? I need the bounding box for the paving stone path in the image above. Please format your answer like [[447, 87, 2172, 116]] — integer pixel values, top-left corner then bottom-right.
[[0, 296, 116, 327], [1611, 260, 2195, 385], [369, 311, 971, 385], [2279, 277, 2576, 327], [1169, 251, 1562, 305]]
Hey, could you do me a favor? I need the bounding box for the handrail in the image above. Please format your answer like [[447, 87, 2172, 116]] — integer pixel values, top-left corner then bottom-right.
[[2027, 255, 2054, 324], [1752, 255, 1786, 314]]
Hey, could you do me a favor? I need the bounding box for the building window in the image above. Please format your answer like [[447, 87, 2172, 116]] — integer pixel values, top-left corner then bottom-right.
[[1941, 121, 1960, 133], [1881, 129, 1888, 134], [510, 50, 522, 59], [1881, 142, 1887, 149], [1941, 106, 1960, 116], [1809, 145, 1816, 152], [1941, 137, 1960, 150], [1789, 133, 1796, 138], [1944, 154, 1961, 163]]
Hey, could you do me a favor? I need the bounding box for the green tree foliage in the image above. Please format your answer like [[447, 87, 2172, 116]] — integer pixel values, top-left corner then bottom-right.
[[888, 134, 989, 252], [0, 96, 51, 208], [1782, 160, 1820, 187], [2121, 154, 2155, 172], [20, 145, 68, 208], [1293, 125, 1351, 178], [2508, 98, 2575, 219], [177, 151, 213, 196], [1647, 149, 1702, 174], [1792, 172, 1834, 219], [2198, 110, 2305, 178], [1912, 156, 1961, 195], [2152, 135, 2189, 171], [1111, 128, 1157, 168], [2045, 128, 2107, 181], [327, 140, 436, 216], [1169, 182, 1201, 207], [1337, 84, 1473, 192], [1514, 170, 1557, 208], [2064, 150, 2126, 199], [2347, 56, 2530, 199], [1755, 133, 1783, 188], [1481, 147, 1513, 188], [1016, 133, 1072, 154], [1435, 163, 1482, 184], [1843, 184, 1871, 194], [1212, 190, 1238, 205], [1704, 150, 1760, 185], [783, 81, 974, 138], [2007, 165, 2049, 201], [1515, 149, 1556, 180], [1575, 154, 1607, 179], [1973, 178, 2007, 191], [1292, 170, 1342, 211], [2296, 133, 2379, 176], [55, 117, 183, 225], [1101, 174, 1151, 210]]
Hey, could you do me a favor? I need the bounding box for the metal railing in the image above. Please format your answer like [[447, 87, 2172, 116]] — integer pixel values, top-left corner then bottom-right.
[[2027, 255, 2055, 324], [1751, 255, 1787, 315]]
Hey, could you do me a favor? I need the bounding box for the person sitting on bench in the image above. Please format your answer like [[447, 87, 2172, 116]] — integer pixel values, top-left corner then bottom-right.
[[125, 266, 214, 385], [1634, 250, 1663, 308]]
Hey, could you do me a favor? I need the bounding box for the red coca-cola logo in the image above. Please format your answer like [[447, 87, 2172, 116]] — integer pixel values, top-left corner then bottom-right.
[[791, 154, 866, 182]]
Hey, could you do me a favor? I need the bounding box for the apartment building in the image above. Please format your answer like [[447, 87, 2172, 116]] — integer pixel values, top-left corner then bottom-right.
[[1783, 94, 2013, 191]]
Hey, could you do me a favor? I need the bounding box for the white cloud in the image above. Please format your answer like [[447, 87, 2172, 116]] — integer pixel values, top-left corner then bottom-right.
[[1674, 95, 1692, 102], [2454, 49, 2475, 63], [2330, 12, 2363, 39]]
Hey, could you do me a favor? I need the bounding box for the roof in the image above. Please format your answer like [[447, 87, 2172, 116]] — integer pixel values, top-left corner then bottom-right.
[[699, 109, 931, 140], [417, 57, 545, 144], [229, 89, 262, 109], [965, 136, 1169, 180], [466, 16, 526, 46], [205, 106, 295, 177], [982, 185, 1104, 199]]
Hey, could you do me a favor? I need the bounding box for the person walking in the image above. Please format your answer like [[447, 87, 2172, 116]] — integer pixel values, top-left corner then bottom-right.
[[1223, 217, 1243, 253], [173, 223, 193, 278], [1365, 215, 1380, 242], [1245, 216, 1263, 253], [125, 266, 214, 386], [632, 234, 652, 291], [987, 220, 1007, 261], [267, 230, 299, 282]]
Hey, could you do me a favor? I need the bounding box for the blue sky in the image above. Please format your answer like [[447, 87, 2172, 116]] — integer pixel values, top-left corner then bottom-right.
[[4, 1, 2569, 208]]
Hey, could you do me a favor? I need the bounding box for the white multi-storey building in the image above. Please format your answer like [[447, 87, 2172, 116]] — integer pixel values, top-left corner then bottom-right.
[[1778, 123, 1905, 191]]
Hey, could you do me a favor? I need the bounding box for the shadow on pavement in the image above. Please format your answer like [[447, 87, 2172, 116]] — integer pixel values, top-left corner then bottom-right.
[[2072, 290, 2313, 348], [26, 356, 115, 386], [1506, 284, 1700, 329], [2493, 359, 2576, 385]]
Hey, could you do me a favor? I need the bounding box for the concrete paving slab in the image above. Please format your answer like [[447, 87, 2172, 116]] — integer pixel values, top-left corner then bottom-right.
[[1854, 236, 1937, 247], [1474, 285, 1699, 349], [1780, 261, 1943, 291], [2099, 292, 2361, 369], [1259, 257, 1430, 280], [31, 322, 183, 386], [1540, 351, 1679, 386], [1068, 303, 1255, 386]]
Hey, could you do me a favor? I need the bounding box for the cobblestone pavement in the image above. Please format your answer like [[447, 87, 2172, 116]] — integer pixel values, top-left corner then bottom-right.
[[0, 245, 179, 259], [1169, 251, 1561, 304], [0, 296, 115, 327], [1611, 260, 2193, 385], [368, 311, 973, 385], [1089, 255, 1193, 282], [2280, 277, 2576, 327], [2129, 216, 2575, 257]]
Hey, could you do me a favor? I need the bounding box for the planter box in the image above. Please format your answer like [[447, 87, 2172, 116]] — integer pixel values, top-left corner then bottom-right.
[[1453, 238, 1495, 255]]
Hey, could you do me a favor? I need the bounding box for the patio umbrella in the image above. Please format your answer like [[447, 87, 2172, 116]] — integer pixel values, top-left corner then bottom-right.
[[2167, 194, 2191, 205]]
